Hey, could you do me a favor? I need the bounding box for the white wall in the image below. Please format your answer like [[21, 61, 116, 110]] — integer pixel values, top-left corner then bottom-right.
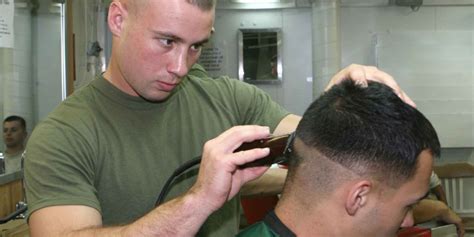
[[34, 5, 63, 123], [341, 6, 474, 66]]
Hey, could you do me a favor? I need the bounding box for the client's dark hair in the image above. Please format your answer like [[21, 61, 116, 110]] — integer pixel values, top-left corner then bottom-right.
[[290, 80, 440, 187]]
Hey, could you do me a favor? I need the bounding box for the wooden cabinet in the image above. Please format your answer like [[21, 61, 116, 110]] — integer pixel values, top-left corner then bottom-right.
[[0, 174, 28, 237], [0, 179, 23, 218]]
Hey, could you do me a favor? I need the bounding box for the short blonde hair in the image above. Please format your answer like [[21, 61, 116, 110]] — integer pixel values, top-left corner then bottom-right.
[[187, 0, 216, 11]]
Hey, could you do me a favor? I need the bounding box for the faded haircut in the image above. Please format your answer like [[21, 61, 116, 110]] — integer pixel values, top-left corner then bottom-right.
[[288, 80, 440, 187], [126, 0, 216, 17]]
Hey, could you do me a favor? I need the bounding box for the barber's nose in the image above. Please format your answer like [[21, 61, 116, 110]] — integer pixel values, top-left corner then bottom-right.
[[400, 210, 415, 228], [168, 48, 190, 78]]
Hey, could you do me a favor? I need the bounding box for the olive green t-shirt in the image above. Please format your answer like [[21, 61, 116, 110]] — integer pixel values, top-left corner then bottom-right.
[[24, 65, 289, 236]]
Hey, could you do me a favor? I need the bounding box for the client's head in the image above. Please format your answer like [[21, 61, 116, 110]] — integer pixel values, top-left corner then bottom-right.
[[276, 80, 440, 237]]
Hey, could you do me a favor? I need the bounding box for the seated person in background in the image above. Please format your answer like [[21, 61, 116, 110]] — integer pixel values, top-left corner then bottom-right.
[[2, 115, 27, 174], [429, 171, 448, 204], [413, 199, 464, 237], [238, 80, 441, 237], [411, 171, 464, 236]]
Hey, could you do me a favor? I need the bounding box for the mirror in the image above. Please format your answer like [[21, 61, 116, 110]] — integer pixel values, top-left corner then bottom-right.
[[238, 28, 282, 84]]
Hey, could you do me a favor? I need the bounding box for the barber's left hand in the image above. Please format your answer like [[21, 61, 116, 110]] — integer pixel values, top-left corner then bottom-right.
[[327, 64, 416, 107]]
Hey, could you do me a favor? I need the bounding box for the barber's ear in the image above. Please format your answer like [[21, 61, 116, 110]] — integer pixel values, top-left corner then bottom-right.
[[345, 180, 372, 216], [108, 2, 127, 36]]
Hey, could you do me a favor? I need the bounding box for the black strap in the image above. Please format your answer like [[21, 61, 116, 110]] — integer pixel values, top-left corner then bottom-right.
[[263, 210, 296, 237], [155, 156, 202, 206]]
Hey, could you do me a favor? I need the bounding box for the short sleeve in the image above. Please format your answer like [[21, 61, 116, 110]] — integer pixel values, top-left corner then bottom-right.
[[24, 113, 101, 218], [429, 171, 442, 189]]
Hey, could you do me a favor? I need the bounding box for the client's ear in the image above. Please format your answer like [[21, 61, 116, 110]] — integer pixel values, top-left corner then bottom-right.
[[345, 180, 372, 216]]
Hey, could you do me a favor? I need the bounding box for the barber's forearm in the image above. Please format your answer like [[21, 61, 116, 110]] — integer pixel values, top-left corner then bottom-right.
[[241, 168, 287, 197], [61, 193, 212, 237], [273, 114, 300, 135], [129, 190, 213, 236], [64, 226, 126, 237]]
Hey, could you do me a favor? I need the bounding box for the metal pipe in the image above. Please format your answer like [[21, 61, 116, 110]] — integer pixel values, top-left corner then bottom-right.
[[60, 1, 67, 100]]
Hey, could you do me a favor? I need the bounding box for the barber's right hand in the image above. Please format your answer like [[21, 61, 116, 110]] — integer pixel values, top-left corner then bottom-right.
[[189, 125, 271, 212]]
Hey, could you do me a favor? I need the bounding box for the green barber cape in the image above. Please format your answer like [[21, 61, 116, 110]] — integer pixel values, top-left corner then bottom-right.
[[237, 211, 296, 237], [238, 222, 280, 237]]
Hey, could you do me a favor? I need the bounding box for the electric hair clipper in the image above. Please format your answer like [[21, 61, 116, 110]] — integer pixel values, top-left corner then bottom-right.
[[237, 132, 295, 168]]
